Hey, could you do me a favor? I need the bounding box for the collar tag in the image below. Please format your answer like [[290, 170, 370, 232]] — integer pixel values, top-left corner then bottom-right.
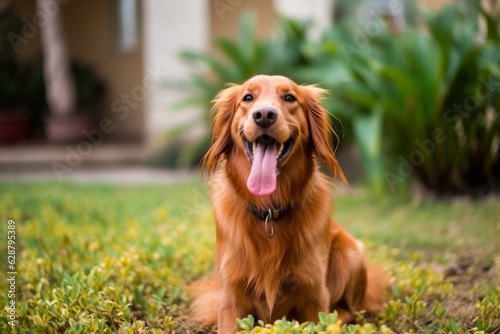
[[265, 209, 274, 237]]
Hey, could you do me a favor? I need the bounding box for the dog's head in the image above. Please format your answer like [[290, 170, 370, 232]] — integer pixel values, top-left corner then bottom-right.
[[203, 75, 345, 196]]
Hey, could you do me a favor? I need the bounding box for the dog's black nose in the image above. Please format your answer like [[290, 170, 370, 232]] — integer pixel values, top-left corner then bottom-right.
[[252, 106, 278, 128]]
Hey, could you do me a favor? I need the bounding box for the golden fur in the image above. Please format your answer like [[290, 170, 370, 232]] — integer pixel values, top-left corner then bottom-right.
[[190, 75, 386, 333]]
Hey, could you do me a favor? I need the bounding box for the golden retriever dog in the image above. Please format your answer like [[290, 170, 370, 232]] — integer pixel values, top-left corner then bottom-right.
[[190, 75, 386, 333]]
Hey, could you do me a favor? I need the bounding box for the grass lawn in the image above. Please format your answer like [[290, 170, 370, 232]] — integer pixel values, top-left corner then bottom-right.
[[0, 181, 499, 333]]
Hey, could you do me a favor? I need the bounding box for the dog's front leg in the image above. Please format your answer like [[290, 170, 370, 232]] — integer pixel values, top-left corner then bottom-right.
[[218, 286, 252, 334], [295, 284, 330, 323]]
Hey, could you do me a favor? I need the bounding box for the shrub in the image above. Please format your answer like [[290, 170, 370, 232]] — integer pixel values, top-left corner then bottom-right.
[[306, 4, 500, 195]]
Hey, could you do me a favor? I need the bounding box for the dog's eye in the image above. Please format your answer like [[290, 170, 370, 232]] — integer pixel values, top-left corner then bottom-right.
[[284, 94, 296, 102], [243, 94, 253, 102]]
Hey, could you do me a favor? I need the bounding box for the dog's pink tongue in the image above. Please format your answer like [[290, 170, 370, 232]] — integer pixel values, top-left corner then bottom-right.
[[247, 142, 277, 196]]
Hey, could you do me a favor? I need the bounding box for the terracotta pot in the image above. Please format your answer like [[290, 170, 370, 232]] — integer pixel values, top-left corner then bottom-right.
[[44, 114, 96, 143], [0, 110, 32, 143]]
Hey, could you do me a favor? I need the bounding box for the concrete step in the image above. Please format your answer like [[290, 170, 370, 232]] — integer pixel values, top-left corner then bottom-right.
[[0, 144, 198, 184]]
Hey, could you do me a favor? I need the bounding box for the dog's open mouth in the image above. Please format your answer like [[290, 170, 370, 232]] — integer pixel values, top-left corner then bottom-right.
[[243, 134, 294, 196]]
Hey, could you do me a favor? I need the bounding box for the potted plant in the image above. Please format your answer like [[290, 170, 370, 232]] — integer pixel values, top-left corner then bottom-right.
[[0, 9, 32, 143]]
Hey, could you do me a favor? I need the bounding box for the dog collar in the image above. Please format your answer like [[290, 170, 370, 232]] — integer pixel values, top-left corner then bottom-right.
[[249, 205, 290, 237], [249, 205, 290, 221]]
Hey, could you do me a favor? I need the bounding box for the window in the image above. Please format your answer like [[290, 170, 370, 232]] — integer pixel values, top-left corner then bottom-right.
[[115, 0, 138, 53]]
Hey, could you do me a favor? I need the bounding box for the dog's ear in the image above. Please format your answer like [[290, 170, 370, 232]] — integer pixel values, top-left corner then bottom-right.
[[302, 85, 347, 184], [202, 84, 241, 175]]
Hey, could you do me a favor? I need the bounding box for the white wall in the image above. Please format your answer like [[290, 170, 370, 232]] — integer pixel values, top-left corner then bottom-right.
[[273, 0, 333, 39], [142, 0, 209, 152]]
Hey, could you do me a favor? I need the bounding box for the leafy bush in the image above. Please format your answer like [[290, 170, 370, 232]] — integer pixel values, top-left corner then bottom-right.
[[318, 4, 500, 195], [70, 60, 105, 109], [0, 9, 27, 110]]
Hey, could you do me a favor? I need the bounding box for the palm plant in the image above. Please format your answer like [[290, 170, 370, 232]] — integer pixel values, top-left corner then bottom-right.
[[317, 5, 500, 195]]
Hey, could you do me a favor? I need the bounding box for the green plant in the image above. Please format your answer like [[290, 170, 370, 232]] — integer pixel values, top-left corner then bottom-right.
[[24, 57, 48, 112], [71, 60, 105, 109], [315, 4, 500, 195], [0, 9, 26, 110], [474, 287, 500, 332]]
